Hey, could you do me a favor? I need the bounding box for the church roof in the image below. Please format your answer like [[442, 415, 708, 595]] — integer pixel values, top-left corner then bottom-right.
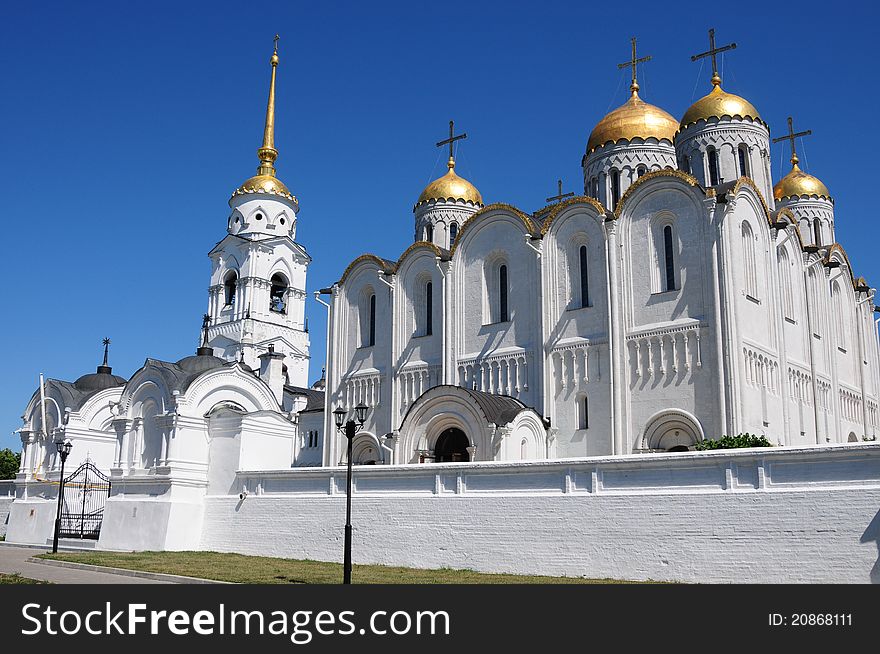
[[587, 87, 677, 154], [461, 388, 532, 426], [284, 385, 325, 412], [138, 354, 228, 394], [415, 161, 483, 210]]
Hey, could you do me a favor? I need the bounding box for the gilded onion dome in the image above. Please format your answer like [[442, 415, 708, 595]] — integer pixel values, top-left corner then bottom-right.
[[416, 158, 483, 208], [231, 40, 297, 205], [773, 156, 831, 201], [680, 81, 762, 129], [586, 83, 678, 154]]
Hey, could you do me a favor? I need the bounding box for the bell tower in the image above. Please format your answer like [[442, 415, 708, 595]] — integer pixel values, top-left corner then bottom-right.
[[204, 36, 311, 387]]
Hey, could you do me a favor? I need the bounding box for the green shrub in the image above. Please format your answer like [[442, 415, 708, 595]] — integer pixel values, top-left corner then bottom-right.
[[0, 449, 20, 480], [694, 433, 774, 450]]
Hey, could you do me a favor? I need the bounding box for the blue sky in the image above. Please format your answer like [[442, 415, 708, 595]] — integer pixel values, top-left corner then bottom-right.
[[1, 1, 877, 451]]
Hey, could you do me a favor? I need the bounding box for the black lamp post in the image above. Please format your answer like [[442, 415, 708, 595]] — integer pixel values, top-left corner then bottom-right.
[[333, 402, 369, 584], [51, 438, 73, 554]]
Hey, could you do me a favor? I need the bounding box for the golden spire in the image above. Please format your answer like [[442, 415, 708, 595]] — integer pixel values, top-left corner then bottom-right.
[[256, 34, 280, 177], [617, 37, 651, 97], [690, 28, 737, 87]]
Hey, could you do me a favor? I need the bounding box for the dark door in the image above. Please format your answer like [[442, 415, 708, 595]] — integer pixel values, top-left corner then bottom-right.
[[434, 428, 470, 463]]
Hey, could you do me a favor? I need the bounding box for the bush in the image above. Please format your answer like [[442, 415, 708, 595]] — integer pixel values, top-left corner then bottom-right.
[[694, 433, 774, 451], [0, 449, 20, 479]]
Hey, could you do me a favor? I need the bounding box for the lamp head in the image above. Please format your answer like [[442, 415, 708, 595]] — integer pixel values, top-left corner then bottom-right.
[[354, 403, 369, 425], [55, 438, 72, 459], [333, 406, 346, 429]]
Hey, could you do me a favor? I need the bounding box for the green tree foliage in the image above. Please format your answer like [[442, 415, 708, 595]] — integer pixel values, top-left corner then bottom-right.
[[694, 433, 774, 451], [0, 449, 21, 479]]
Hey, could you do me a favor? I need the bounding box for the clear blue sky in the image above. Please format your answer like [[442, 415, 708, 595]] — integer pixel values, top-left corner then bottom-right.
[[2, 0, 877, 452]]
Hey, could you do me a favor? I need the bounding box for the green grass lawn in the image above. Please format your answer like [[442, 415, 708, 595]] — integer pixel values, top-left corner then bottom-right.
[[0, 573, 49, 584], [39, 551, 633, 584]]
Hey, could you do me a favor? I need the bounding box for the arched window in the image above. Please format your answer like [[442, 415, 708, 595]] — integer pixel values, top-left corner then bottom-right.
[[833, 282, 846, 350], [499, 265, 509, 322], [270, 273, 288, 313], [368, 294, 376, 346], [707, 148, 719, 186], [223, 271, 237, 306], [779, 249, 794, 320], [663, 225, 676, 292], [680, 154, 691, 175], [609, 169, 621, 208], [738, 145, 749, 177], [813, 219, 822, 246], [520, 438, 528, 459], [425, 224, 434, 243], [591, 177, 599, 199], [637, 165, 647, 178], [578, 245, 590, 308], [741, 222, 758, 298], [425, 281, 433, 336], [449, 222, 458, 244], [577, 394, 589, 430]]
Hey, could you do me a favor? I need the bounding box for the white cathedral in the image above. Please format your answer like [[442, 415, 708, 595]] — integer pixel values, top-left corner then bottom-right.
[[7, 34, 880, 549]]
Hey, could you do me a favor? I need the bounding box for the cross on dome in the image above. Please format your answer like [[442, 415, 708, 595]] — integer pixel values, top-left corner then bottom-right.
[[691, 28, 737, 87]]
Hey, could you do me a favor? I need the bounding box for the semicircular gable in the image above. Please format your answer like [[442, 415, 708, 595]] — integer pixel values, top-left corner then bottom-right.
[[540, 196, 607, 236], [449, 203, 540, 259], [338, 254, 395, 285], [731, 176, 771, 222], [614, 169, 700, 217], [179, 366, 279, 415], [824, 243, 858, 287]]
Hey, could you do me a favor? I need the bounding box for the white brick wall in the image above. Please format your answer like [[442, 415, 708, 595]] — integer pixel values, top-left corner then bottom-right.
[[200, 443, 880, 583], [0, 481, 15, 538]]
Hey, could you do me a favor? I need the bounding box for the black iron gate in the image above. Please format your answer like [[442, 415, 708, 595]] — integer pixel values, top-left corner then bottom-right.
[[59, 460, 111, 539]]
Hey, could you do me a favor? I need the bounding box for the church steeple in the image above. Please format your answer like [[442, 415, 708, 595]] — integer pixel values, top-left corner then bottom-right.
[[256, 35, 280, 177], [231, 36, 297, 207]]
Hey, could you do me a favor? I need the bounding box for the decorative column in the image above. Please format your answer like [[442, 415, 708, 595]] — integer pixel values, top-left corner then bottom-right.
[[439, 259, 455, 385], [604, 217, 624, 454], [706, 194, 730, 437]]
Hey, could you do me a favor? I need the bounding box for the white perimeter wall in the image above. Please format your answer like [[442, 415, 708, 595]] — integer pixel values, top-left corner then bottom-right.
[[0, 481, 13, 538], [201, 444, 880, 583]]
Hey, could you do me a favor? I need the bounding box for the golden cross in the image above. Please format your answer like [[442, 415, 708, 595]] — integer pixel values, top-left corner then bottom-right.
[[617, 37, 651, 90], [546, 179, 574, 204], [273, 34, 279, 54], [772, 116, 812, 165], [436, 120, 467, 162], [691, 28, 736, 84]]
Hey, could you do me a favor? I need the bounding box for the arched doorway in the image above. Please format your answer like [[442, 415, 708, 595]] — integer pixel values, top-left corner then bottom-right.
[[434, 428, 470, 463], [642, 409, 704, 452]]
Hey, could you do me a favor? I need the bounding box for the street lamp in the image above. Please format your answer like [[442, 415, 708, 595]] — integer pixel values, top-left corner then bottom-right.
[[51, 438, 73, 554], [333, 402, 369, 584]]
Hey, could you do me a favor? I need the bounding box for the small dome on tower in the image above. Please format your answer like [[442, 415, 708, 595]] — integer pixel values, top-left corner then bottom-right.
[[232, 174, 296, 202], [680, 84, 762, 129], [415, 162, 483, 209], [587, 87, 678, 154], [774, 162, 831, 201]]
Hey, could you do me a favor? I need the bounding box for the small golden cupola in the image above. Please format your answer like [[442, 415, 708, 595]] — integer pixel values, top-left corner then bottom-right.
[[772, 117, 834, 245], [583, 38, 678, 211], [414, 121, 483, 249], [231, 36, 298, 207]]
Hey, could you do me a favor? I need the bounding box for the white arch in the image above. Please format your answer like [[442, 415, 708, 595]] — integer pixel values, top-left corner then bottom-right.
[[641, 408, 705, 451]]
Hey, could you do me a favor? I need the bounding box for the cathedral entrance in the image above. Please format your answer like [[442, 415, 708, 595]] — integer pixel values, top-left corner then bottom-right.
[[434, 428, 470, 463]]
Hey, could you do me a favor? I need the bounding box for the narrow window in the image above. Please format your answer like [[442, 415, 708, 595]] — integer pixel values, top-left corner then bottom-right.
[[741, 222, 757, 298], [591, 177, 599, 199], [499, 265, 508, 322], [681, 155, 691, 175], [224, 271, 237, 306], [369, 294, 376, 346], [449, 222, 458, 244], [738, 145, 749, 177], [579, 245, 589, 308], [813, 219, 822, 246], [425, 225, 434, 243], [663, 225, 676, 292], [610, 169, 620, 208], [708, 149, 719, 186], [270, 273, 288, 313], [425, 281, 433, 336], [637, 165, 647, 178], [578, 395, 589, 430]]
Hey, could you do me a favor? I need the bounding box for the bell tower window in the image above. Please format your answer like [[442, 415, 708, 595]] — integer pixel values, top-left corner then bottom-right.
[[425, 225, 434, 243], [449, 222, 458, 245], [270, 273, 288, 314], [738, 145, 749, 177], [224, 271, 237, 306], [707, 148, 720, 186], [609, 169, 621, 209]]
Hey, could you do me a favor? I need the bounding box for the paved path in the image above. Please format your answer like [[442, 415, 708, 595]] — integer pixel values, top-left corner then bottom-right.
[[0, 546, 170, 584]]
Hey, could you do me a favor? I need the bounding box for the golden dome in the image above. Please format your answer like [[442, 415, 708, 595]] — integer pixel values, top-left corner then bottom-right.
[[587, 87, 678, 154], [773, 160, 830, 201], [680, 84, 762, 129], [232, 174, 296, 202], [416, 160, 483, 208]]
